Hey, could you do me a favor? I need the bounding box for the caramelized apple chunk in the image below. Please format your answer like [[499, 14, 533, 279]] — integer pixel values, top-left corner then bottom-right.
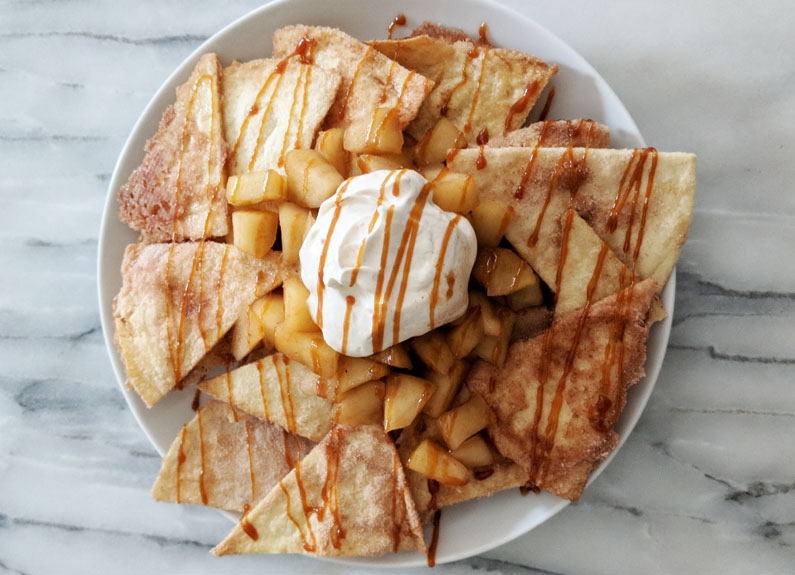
[[407, 439, 470, 486], [383, 374, 435, 432]]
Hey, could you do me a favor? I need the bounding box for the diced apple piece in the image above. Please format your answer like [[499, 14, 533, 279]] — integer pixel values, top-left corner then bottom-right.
[[506, 282, 544, 310], [225, 170, 286, 206], [352, 153, 403, 174], [472, 247, 538, 296], [369, 344, 412, 369], [336, 380, 385, 426], [250, 292, 285, 349], [281, 276, 316, 333], [428, 170, 479, 214], [279, 202, 313, 267], [232, 210, 279, 258], [344, 107, 404, 154], [273, 324, 339, 379], [410, 331, 454, 374], [470, 200, 516, 247], [446, 307, 484, 359], [473, 307, 516, 367], [469, 291, 502, 336], [413, 117, 466, 166], [230, 303, 268, 361], [423, 359, 469, 418], [285, 149, 344, 208], [449, 435, 495, 468], [407, 439, 470, 487], [383, 374, 435, 432], [335, 356, 390, 395], [438, 394, 492, 450], [314, 128, 348, 177]]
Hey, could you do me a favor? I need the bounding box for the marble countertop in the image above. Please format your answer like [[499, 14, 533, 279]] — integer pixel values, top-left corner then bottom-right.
[[2, 0, 793, 573]]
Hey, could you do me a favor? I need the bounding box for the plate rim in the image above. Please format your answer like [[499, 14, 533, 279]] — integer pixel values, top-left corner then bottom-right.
[[96, 0, 672, 567]]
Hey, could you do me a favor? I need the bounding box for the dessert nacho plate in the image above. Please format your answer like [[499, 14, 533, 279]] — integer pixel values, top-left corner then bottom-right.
[[98, 0, 674, 566]]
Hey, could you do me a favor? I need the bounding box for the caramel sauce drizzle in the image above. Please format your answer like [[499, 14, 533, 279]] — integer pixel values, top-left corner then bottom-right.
[[255, 360, 271, 420], [440, 44, 479, 118], [341, 295, 356, 355], [526, 119, 592, 246], [388, 13, 407, 39], [445, 271, 456, 300], [464, 45, 489, 133], [504, 80, 540, 135], [429, 214, 463, 329], [278, 61, 311, 168], [513, 119, 552, 201], [370, 171, 432, 350], [427, 509, 442, 567], [246, 71, 287, 172], [316, 180, 352, 329], [475, 128, 489, 169], [369, 168, 407, 351], [244, 419, 256, 499], [320, 423, 346, 549], [538, 86, 556, 122], [176, 424, 187, 503], [273, 354, 297, 433], [197, 407, 208, 505], [338, 45, 375, 122], [240, 503, 259, 541], [279, 478, 317, 552], [190, 389, 201, 412], [349, 170, 395, 287]]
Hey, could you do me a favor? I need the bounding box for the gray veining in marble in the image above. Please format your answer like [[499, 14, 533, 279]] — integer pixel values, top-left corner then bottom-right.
[[1, 0, 794, 573]]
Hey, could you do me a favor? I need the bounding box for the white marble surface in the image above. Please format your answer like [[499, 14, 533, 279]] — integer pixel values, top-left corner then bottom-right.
[[2, 0, 794, 573]]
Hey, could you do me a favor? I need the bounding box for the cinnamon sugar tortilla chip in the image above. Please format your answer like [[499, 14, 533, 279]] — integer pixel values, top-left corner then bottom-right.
[[397, 415, 529, 524], [113, 242, 282, 407], [450, 147, 696, 294], [489, 119, 610, 149], [272, 26, 432, 132], [467, 278, 656, 501], [152, 400, 314, 512], [119, 53, 228, 243], [212, 425, 426, 557], [198, 353, 333, 442], [371, 35, 556, 143], [223, 58, 340, 175]]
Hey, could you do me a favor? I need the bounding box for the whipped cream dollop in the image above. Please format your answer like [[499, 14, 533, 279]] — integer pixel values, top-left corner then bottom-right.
[[300, 169, 477, 357]]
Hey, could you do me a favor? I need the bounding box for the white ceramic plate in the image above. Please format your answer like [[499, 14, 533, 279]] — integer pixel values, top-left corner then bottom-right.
[[98, 0, 674, 567]]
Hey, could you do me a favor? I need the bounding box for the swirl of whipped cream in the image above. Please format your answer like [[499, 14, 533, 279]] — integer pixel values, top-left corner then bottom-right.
[[300, 169, 477, 357]]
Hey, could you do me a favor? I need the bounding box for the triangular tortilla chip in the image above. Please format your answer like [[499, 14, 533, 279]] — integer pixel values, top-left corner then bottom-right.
[[198, 353, 333, 442], [119, 53, 228, 243], [397, 415, 529, 524], [212, 424, 426, 557], [113, 242, 282, 407], [273, 26, 432, 132], [223, 58, 341, 175], [450, 147, 696, 293], [152, 400, 314, 512], [372, 35, 556, 143], [467, 278, 656, 501], [489, 119, 610, 149]]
